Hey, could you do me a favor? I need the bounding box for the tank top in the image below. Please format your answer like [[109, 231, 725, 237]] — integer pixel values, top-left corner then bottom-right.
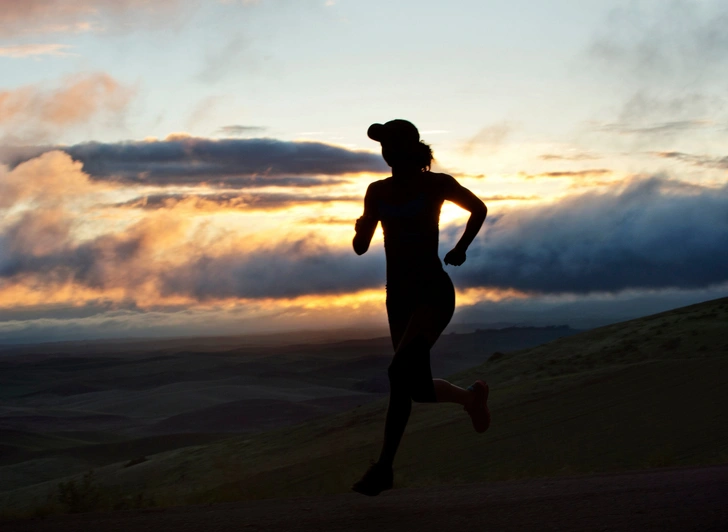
[[378, 186, 444, 286]]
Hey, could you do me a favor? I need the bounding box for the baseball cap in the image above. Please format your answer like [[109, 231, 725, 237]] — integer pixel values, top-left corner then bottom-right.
[[367, 119, 420, 145]]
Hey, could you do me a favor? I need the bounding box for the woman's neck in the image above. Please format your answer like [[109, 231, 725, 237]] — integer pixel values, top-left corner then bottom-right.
[[391, 165, 421, 180]]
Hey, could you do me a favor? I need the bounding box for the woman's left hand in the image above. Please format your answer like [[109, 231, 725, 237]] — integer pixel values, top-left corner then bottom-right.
[[444, 247, 466, 266]]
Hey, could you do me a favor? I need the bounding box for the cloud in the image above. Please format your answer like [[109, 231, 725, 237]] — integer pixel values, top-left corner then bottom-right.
[[654, 151, 728, 170], [0, 214, 183, 291], [3, 150, 726, 314], [0, 150, 381, 303], [0, 0, 185, 37], [217, 125, 267, 137], [480, 195, 540, 202], [1, 201, 186, 300], [196, 35, 258, 83], [0, 151, 133, 288], [0, 149, 117, 211], [589, 93, 723, 143], [596, 119, 714, 136], [0, 43, 74, 57], [539, 152, 601, 161], [3, 136, 388, 187], [523, 169, 613, 180], [462, 122, 512, 155], [159, 237, 384, 300], [219, 0, 262, 6], [586, 2, 728, 143], [447, 176, 728, 294], [588, 0, 728, 81], [300, 216, 356, 225], [617, 92, 723, 123], [115, 191, 359, 211], [0, 73, 134, 141]]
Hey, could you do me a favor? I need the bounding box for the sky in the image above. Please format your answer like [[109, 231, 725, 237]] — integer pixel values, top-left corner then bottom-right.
[[1, 0, 727, 343]]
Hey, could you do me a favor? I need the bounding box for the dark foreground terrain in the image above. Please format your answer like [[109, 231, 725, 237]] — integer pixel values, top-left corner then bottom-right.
[[0, 325, 576, 497], [1, 297, 725, 520], [3, 465, 727, 532]]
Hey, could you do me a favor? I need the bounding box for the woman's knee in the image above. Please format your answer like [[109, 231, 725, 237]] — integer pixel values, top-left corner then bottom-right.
[[387, 337, 436, 403], [409, 377, 437, 402], [388, 365, 435, 402], [387, 359, 407, 391]]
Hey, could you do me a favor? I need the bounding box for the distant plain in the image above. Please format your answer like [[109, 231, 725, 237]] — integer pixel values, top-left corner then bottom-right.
[[1, 298, 726, 518]]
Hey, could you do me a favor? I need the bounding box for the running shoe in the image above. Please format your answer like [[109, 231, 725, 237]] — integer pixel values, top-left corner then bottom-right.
[[351, 461, 393, 496], [464, 380, 491, 433]]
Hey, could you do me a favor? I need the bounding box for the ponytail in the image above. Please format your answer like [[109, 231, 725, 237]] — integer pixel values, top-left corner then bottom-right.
[[416, 141, 434, 171]]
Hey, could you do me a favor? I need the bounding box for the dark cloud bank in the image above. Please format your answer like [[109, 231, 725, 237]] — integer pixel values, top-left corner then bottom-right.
[[0, 227, 386, 300], [153, 176, 728, 300], [447, 177, 728, 294], [160, 240, 385, 300], [2, 137, 389, 187], [1, 176, 726, 301]]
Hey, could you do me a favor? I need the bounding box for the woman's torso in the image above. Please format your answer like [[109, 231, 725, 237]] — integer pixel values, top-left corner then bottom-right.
[[376, 172, 446, 286]]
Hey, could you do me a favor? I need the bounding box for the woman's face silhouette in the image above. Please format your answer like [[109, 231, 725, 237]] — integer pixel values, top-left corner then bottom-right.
[[381, 141, 418, 170]]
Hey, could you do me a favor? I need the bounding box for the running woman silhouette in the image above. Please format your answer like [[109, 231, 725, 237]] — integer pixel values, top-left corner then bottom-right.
[[351, 119, 490, 496]]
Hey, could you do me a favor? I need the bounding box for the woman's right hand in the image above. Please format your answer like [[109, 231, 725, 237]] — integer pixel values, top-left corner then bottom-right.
[[353, 215, 377, 255], [444, 246, 467, 266]]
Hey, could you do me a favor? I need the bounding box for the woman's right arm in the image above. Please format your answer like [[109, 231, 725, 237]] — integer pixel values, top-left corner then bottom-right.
[[440, 174, 487, 266], [353, 182, 380, 255]]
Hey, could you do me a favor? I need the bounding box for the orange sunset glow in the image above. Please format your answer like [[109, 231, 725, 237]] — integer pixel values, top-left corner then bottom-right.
[[1, 0, 727, 343]]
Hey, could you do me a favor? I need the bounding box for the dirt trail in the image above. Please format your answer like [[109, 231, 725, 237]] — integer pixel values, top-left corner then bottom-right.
[[4, 465, 727, 532]]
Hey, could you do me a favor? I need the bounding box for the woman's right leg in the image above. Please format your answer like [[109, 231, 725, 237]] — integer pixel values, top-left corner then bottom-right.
[[352, 298, 412, 495], [432, 378, 474, 407], [376, 300, 412, 468], [377, 374, 412, 467]]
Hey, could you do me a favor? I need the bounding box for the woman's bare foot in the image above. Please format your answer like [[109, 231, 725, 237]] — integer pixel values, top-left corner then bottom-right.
[[464, 380, 490, 433]]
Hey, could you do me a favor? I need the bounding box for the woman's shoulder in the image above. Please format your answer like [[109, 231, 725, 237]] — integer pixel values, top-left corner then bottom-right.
[[423, 171, 459, 195], [425, 171, 456, 182], [366, 177, 392, 197]]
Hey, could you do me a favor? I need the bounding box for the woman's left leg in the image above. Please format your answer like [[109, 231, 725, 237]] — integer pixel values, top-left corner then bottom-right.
[[385, 301, 490, 439], [389, 303, 475, 408], [387, 268, 490, 433]]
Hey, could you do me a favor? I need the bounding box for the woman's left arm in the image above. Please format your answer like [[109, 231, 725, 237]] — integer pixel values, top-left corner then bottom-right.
[[440, 174, 487, 266]]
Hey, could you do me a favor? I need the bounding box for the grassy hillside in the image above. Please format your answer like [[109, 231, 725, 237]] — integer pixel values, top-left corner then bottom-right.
[[2, 297, 726, 516], [0, 325, 576, 504]]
